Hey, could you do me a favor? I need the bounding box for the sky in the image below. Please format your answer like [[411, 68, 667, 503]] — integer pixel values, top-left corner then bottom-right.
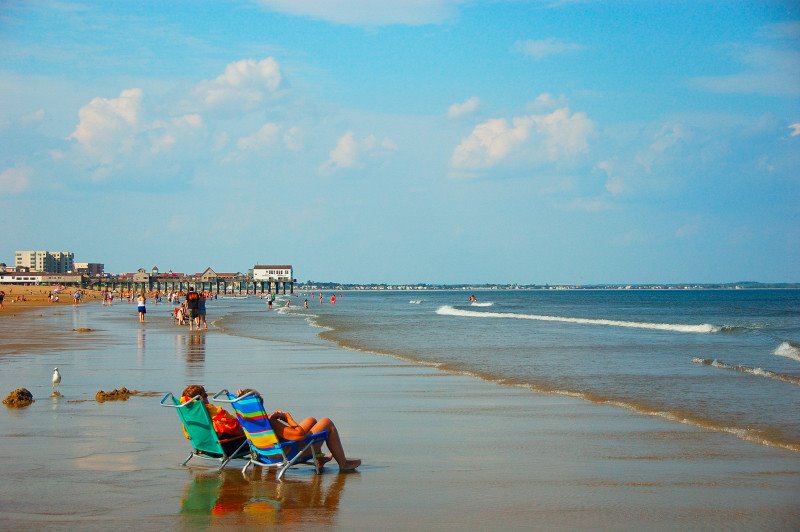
[[0, 0, 798, 284]]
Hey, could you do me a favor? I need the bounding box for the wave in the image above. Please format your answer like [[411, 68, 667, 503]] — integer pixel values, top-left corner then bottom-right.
[[409, 300, 423, 304], [774, 342, 800, 363], [436, 305, 718, 334], [692, 357, 800, 386], [470, 302, 493, 307], [314, 320, 799, 452]]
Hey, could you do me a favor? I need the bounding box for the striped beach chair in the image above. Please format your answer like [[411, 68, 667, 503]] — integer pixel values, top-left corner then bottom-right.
[[160, 392, 249, 470], [212, 390, 328, 480]]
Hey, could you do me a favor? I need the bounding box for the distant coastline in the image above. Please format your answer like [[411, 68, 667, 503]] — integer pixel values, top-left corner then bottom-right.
[[300, 281, 800, 291]]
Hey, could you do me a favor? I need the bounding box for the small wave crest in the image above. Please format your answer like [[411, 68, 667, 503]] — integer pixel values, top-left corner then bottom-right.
[[470, 302, 493, 307], [774, 341, 800, 363], [436, 305, 718, 334], [692, 357, 800, 386], [409, 300, 423, 304]]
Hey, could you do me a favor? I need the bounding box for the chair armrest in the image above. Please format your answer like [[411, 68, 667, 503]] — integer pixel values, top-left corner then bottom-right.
[[211, 389, 255, 403], [159, 392, 203, 408]]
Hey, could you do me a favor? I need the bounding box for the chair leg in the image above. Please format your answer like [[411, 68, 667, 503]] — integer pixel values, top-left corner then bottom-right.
[[181, 452, 194, 466], [276, 464, 289, 481]]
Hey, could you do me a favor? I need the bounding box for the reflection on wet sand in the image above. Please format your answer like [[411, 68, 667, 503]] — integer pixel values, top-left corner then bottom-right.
[[176, 333, 206, 378], [136, 328, 145, 366], [180, 469, 349, 527]]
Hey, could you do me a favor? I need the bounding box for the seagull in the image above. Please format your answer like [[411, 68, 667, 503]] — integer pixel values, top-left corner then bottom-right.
[[52, 367, 61, 391]]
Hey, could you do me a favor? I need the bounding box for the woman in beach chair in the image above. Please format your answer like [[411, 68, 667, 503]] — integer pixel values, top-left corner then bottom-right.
[[216, 389, 360, 477], [266, 406, 360, 473], [180, 385, 246, 456]]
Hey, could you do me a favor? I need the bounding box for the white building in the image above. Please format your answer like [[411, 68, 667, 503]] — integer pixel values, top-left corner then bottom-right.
[[253, 265, 294, 282], [15, 250, 75, 273]]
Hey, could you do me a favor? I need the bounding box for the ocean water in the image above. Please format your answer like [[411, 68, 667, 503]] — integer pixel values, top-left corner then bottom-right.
[[250, 289, 800, 453]]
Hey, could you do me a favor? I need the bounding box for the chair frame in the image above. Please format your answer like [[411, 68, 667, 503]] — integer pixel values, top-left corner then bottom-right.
[[212, 389, 328, 480], [160, 392, 249, 470]]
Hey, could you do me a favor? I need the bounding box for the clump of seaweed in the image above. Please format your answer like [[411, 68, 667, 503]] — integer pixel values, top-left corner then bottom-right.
[[3, 388, 35, 408], [95, 387, 139, 402], [73, 328, 95, 333]]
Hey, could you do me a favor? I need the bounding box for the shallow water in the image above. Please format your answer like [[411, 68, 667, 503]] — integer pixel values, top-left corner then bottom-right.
[[1, 296, 798, 529], [292, 290, 800, 451]]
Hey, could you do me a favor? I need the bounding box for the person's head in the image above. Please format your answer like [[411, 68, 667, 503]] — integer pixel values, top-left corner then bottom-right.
[[182, 384, 208, 402], [189, 287, 195, 292], [236, 388, 260, 398]]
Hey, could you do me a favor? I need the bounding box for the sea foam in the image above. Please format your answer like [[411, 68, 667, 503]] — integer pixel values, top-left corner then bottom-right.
[[692, 357, 800, 386], [436, 305, 718, 333], [774, 341, 800, 363]]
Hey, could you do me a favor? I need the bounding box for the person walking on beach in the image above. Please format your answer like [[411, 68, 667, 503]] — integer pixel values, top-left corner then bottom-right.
[[137, 292, 146, 322], [303, 299, 308, 309], [185, 287, 201, 330], [330, 294, 336, 305], [0, 290, 4, 310], [198, 291, 208, 330]]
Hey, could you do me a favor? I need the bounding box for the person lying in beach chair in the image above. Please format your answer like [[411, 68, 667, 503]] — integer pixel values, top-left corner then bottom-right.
[[213, 389, 360, 480], [159, 385, 249, 470]]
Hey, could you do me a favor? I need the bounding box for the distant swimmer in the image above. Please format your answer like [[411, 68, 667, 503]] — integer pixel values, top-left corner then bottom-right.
[[469, 294, 477, 303]]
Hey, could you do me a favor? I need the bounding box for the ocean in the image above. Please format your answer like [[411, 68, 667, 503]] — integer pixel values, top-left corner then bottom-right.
[[221, 289, 800, 453]]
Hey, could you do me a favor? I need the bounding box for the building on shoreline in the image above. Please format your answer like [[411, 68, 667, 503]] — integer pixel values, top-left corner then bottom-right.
[[15, 250, 74, 273]]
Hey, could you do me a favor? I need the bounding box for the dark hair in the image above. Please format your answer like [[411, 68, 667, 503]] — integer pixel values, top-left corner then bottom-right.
[[181, 384, 207, 400]]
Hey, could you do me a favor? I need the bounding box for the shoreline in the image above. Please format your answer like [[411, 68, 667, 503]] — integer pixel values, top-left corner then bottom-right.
[[1, 300, 798, 528]]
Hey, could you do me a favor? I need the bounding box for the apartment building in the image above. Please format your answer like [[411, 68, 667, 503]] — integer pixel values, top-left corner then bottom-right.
[[15, 250, 75, 273]]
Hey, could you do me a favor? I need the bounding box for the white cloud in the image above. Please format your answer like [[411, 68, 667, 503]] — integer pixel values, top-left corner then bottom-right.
[[690, 45, 800, 97], [514, 38, 585, 60], [256, 0, 464, 27], [450, 106, 594, 170], [321, 131, 359, 173], [451, 117, 530, 169], [790, 123, 800, 137], [67, 88, 142, 152], [447, 96, 479, 118], [568, 196, 613, 212], [0, 165, 31, 194], [320, 131, 396, 174], [283, 126, 304, 151], [528, 92, 568, 112], [195, 58, 283, 106], [20, 109, 45, 124], [237, 123, 280, 151]]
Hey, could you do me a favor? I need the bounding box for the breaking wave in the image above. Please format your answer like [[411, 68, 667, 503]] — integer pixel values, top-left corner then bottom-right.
[[774, 342, 800, 363], [436, 305, 718, 333], [692, 357, 800, 386], [470, 302, 493, 307]]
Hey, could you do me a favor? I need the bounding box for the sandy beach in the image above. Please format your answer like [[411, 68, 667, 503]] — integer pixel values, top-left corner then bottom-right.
[[1, 298, 798, 530]]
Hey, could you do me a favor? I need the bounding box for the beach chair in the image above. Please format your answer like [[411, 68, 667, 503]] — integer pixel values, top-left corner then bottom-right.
[[160, 392, 249, 470], [212, 390, 328, 480]]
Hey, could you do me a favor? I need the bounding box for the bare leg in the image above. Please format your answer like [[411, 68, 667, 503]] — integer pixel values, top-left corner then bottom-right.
[[311, 418, 360, 472]]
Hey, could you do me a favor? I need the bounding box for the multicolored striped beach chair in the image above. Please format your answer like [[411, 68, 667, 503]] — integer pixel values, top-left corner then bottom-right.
[[160, 392, 249, 470], [212, 390, 328, 480]]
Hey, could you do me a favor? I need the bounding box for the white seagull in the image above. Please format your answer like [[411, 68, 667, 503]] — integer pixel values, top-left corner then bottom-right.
[[52, 367, 61, 391]]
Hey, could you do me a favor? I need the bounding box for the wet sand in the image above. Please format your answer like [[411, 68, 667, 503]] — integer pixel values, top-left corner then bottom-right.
[[1, 301, 798, 529]]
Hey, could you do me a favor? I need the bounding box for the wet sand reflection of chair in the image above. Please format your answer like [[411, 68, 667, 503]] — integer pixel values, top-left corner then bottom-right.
[[180, 469, 348, 527], [160, 392, 249, 470]]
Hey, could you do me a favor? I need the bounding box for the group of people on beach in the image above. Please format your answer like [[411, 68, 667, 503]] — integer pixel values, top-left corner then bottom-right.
[[181, 385, 360, 473]]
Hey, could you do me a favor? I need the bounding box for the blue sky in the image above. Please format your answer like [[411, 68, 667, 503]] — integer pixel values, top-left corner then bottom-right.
[[1, 0, 798, 284]]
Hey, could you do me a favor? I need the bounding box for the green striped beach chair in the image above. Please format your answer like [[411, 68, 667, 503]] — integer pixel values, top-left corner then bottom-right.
[[212, 390, 328, 480], [160, 392, 249, 470]]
